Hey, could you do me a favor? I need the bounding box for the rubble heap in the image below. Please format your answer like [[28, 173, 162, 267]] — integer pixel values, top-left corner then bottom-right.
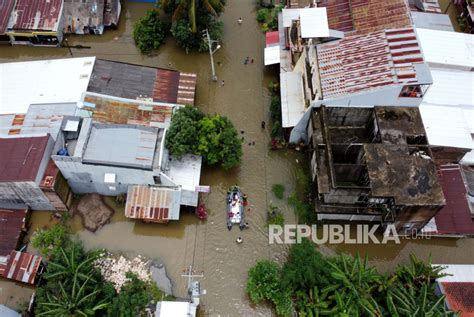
[[94, 253, 152, 292]]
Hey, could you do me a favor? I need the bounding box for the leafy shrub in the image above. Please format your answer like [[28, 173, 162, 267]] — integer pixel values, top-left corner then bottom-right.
[[271, 120, 282, 138], [256, 8, 269, 23], [31, 223, 67, 257], [133, 10, 166, 54], [267, 204, 284, 226], [272, 184, 285, 199], [270, 96, 281, 121], [171, 19, 196, 52]]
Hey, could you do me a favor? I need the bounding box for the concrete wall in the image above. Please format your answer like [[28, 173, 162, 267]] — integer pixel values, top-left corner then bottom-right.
[[53, 155, 157, 196]]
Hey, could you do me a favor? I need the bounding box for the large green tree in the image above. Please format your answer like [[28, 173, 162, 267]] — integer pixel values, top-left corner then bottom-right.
[[133, 10, 166, 54], [162, 0, 225, 32]]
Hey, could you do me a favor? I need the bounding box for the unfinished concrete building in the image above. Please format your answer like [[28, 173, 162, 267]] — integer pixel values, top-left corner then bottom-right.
[[308, 106, 445, 234]]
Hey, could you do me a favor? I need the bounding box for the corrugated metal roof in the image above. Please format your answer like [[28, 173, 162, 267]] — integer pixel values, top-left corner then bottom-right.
[[125, 185, 181, 222], [280, 72, 305, 127], [83, 123, 160, 169], [264, 46, 280, 65], [0, 57, 96, 115], [0, 103, 77, 139], [417, 28, 474, 71], [82, 92, 175, 129], [0, 251, 42, 284], [7, 0, 63, 32], [318, 0, 412, 33], [318, 27, 425, 99], [440, 282, 474, 314], [0, 135, 50, 183], [87, 59, 196, 105], [0, 0, 15, 34], [0, 209, 28, 257], [420, 104, 473, 149], [423, 68, 474, 107], [434, 166, 474, 235]]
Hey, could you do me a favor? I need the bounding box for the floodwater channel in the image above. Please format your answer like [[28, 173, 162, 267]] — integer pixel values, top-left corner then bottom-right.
[[1, 1, 474, 315]]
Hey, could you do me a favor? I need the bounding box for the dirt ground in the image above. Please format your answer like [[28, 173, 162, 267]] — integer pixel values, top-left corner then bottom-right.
[[75, 194, 115, 232]]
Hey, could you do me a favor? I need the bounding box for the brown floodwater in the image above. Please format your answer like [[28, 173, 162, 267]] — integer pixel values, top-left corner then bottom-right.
[[1, 1, 473, 315]]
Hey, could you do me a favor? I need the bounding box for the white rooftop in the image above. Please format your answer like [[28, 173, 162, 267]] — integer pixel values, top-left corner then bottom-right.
[[420, 104, 473, 150], [436, 265, 474, 283], [280, 72, 305, 128], [155, 301, 196, 317], [423, 68, 474, 108], [300, 8, 329, 38], [417, 28, 474, 71], [0, 57, 96, 115], [282, 8, 301, 28], [167, 154, 202, 192], [264, 46, 280, 66]]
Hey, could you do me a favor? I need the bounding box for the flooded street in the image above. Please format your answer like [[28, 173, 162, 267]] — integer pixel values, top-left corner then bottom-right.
[[1, 0, 474, 315]]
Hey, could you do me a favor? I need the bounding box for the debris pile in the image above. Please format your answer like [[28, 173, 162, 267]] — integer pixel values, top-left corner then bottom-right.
[[94, 253, 152, 292]]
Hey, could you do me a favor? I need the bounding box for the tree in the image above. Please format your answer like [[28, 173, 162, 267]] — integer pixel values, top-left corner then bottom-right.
[[171, 19, 197, 51], [165, 106, 204, 159], [162, 0, 225, 32], [166, 106, 242, 170], [133, 10, 166, 54]]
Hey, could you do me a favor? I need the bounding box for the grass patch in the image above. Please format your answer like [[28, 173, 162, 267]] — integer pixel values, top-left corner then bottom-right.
[[272, 184, 285, 199], [288, 161, 318, 224]]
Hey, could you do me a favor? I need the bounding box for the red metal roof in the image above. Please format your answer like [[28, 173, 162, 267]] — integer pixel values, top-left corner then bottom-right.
[[154, 70, 197, 105], [434, 165, 474, 235], [440, 282, 474, 315], [318, 0, 412, 33], [8, 0, 63, 32], [266, 31, 279, 46], [0, 251, 42, 284], [0, 135, 50, 183], [0, 0, 15, 34], [317, 27, 424, 99], [0, 209, 28, 257]]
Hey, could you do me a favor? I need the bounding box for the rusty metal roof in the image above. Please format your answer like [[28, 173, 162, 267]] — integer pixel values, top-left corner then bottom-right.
[[318, 27, 425, 99], [125, 185, 181, 222], [87, 59, 196, 105], [440, 282, 474, 314], [82, 92, 174, 129], [0, 135, 51, 183], [7, 0, 63, 32], [0, 251, 42, 284], [0, 0, 15, 34], [0, 209, 28, 257], [318, 0, 412, 33]]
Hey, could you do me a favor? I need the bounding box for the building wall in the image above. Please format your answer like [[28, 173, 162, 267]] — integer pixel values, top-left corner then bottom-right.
[[431, 146, 470, 165], [53, 155, 157, 196]]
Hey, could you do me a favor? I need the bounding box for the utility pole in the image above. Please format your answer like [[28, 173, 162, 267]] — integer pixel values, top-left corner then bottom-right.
[[203, 29, 221, 82]]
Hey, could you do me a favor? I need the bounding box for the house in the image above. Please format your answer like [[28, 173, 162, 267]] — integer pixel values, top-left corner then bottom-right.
[[5, 0, 65, 46], [0, 208, 29, 257], [63, 0, 122, 35], [0, 250, 43, 285], [408, 0, 454, 31], [0, 135, 71, 211], [0, 57, 196, 116], [51, 117, 202, 215], [265, 0, 434, 143], [435, 264, 474, 316], [308, 106, 445, 234]]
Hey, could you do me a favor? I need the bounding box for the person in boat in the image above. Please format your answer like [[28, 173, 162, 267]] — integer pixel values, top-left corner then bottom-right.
[[243, 194, 248, 206], [236, 237, 243, 244]]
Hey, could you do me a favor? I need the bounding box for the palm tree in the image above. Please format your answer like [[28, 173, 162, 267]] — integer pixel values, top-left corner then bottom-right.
[[161, 0, 225, 32]]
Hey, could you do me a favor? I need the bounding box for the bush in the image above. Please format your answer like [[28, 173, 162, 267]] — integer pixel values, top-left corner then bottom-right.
[[133, 10, 166, 54], [267, 204, 284, 226], [171, 19, 197, 52], [271, 120, 282, 138], [199, 20, 224, 52], [256, 8, 269, 23], [31, 223, 67, 257], [270, 96, 281, 121], [272, 184, 285, 199]]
